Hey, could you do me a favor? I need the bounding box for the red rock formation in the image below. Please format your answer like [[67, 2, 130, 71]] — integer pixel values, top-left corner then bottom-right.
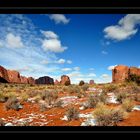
[[60, 75, 71, 85], [28, 77, 35, 84], [7, 70, 21, 83], [89, 80, 94, 85], [129, 67, 140, 76], [54, 79, 60, 85], [0, 65, 9, 83], [20, 76, 28, 84], [35, 76, 54, 85], [112, 65, 129, 83]]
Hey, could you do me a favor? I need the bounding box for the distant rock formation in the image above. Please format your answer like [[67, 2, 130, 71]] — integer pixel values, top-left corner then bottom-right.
[[112, 65, 140, 83], [35, 76, 54, 85], [0, 65, 35, 84], [60, 75, 71, 85], [54, 79, 60, 85], [89, 80, 94, 85]]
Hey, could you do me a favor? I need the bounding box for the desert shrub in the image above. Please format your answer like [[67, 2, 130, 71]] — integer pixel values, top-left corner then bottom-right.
[[42, 90, 58, 105], [21, 93, 29, 102], [0, 118, 5, 126], [116, 93, 127, 103], [93, 103, 124, 126], [126, 74, 140, 85], [103, 84, 117, 93], [98, 93, 107, 104], [54, 100, 63, 108], [5, 96, 22, 111], [65, 107, 79, 121], [79, 80, 85, 86], [134, 93, 140, 102], [67, 85, 81, 94], [122, 98, 135, 112], [81, 84, 89, 91], [28, 90, 41, 98], [0, 92, 8, 103], [39, 102, 48, 112]]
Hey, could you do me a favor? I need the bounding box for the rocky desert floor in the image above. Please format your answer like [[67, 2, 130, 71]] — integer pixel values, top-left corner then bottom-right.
[[0, 82, 140, 126]]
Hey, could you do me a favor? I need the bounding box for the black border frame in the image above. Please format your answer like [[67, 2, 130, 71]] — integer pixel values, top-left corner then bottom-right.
[[0, 2, 140, 133]]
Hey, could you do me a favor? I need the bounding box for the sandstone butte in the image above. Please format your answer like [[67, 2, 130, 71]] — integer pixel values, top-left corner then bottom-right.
[[60, 75, 71, 85], [112, 65, 140, 83]]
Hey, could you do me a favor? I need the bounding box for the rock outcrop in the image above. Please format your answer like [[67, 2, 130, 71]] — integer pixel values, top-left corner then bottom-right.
[[7, 70, 21, 83], [0, 66, 9, 83], [0, 65, 35, 84], [35, 76, 54, 85], [112, 65, 140, 83], [60, 75, 71, 85], [89, 80, 94, 85]]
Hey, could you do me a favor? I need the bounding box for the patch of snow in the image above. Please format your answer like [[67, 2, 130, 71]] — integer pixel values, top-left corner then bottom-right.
[[81, 118, 96, 126], [79, 113, 93, 118], [107, 92, 118, 104], [132, 105, 140, 111], [79, 106, 85, 110], [5, 123, 14, 126], [61, 115, 68, 121]]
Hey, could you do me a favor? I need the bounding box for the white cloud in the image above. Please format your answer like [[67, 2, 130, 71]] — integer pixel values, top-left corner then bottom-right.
[[56, 58, 65, 64], [101, 50, 108, 55], [6, 33, 24, 48], [101, 74, 110, 79], [67, 60, 72, 64], [62, 68, 72, 72], [104, 14, 140, 41], [49, 14, 70, 24], [108, 65, 117, 70], [41, 30, 58, 39], [42, 30, 67, 53], [41, 60, 50, 64], [73, 67, 80, 71], [87, 73, 96, 77]]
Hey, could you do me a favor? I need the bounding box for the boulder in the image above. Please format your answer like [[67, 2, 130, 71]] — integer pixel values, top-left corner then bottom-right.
[[60, 75, 71, 85], [35, 76, 54, 85]]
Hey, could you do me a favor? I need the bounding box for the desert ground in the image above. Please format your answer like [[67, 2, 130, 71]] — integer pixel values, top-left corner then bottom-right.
[[1, 82, 140, 126]]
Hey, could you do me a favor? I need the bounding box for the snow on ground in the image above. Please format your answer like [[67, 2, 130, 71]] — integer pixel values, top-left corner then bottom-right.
[[60, 96, 78, 107], [132, 105, 140, 111], [107, 92, 118, 104]]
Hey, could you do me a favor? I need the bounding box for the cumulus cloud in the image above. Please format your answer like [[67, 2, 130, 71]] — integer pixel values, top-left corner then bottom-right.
[[73, 67, 80, 71], [104, 14, 140, 41], [61, 68, 72, 72], [41, 30, 67, 53], [108, 65, 117, 70], [87, 73, 96, 77], [67, 60, 72, 64], [6, 33, 24, 48], [56, 58, 65, 64], [49, 14, 70, 24], [89, 68, 94, 71], [101, 74, 110, 79]]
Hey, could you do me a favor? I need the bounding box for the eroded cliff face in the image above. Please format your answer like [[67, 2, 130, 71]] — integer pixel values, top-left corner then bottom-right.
[[0, 65, 35, 84], [113, 65, 140, 83]]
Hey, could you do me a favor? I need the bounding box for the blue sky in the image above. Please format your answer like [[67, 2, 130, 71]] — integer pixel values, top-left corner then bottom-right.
[[0, 14, 140, 83]]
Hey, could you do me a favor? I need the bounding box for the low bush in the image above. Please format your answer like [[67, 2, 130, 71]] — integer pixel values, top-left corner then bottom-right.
[[5, 96, 22, 111], [134, 93, 140, 102], [54, 100, 63, 108], [81, 84, 89, 92], [103, 84, 117, 93], [65, 106, 79, 121], [122, 98, 135, 112], [0, 92, 8, 103], [116, 93, 127, 103], [126, 74, 140, 85], [93, 103, 125, 126]]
